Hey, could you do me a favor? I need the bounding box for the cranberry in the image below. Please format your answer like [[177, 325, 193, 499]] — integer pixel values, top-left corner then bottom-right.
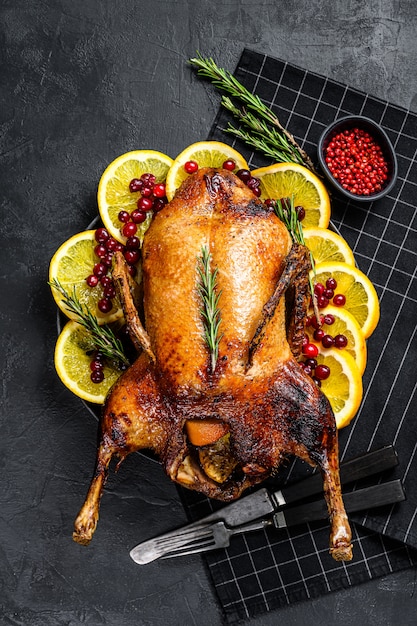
[[303, 364, 313, 376], [323, 314, 335, 325], [95, 228, 109, 244], [222, 159, 236, 171], [93, 262, 107, 278], [118, 210, 130, 223], [324, 288, 334, 299], [153, 183, 166, 198], [124, 249, 140, 265], [247, 176, 261, 190], [317, 295, 330, 308], [122, 222, 138, 238], [129, 178, 143, 193], [131, 209, 147, 224], [104, 284, 116, 299], [90, 359, 103, 372], [98, 297, 112, 313], [334, 334, 348, 348], [102, 253, 114, 267], [305, 358, 317, 369], [313, 328, 325, 342], [94, 244, 107, 258], [105, 238, 118, 252], [184, 160, 198, 174], [295, 205, 305, 221], [137, 197, 154, 212], [128, 265, 137, 278], [314, 364, 331, 380], [302, 342, 319, 358], [152, 198, 166, 212], [126, 235, 140, 250], [236, 169, 252, 183], [321, 334, 335, 348], [141, 172, 156, 186], [333, 293, 346, 307], [91, 369, 105, 384], [326, 277, 337, 290], [314, 282, 325, 296], [86, 274, 99, 288], [141, 185, 153, 198], [100, 276, 112, 288]]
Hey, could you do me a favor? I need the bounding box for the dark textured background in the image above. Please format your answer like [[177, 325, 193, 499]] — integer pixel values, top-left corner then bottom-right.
[[1, 1, 417, 624]]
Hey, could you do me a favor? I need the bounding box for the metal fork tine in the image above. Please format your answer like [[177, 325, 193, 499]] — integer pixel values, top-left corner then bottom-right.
[[160, 537, 217, 559], [152, 525, 215, 553]]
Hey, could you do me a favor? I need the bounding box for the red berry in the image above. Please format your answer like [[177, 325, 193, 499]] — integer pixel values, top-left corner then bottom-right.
[[153, 183, 166, 198], [91, 369, 105, 384], [97, 297, 112, 313], [315, 364, 330, 380], [314, 282, 325, 296], [94, 244, 107, 259], [122, 222, 137, 237], [321, 334, 335, 348], [126, 236, 140, 250], [334, 334, 348, 348], [105, 238, 118, 252], [93, 262, 107, 278], [137, 196, 154, 212], [184, 160, 198, 174], [302, 342, 319, 358], [124, 249, 140, 265], [333, 293, 346, 307], [104, 284, 116, 299], [100, 276, 112, 288], [129, 178, 143, 193], [95, 228, 109, 244], [222, 159, 236, 171], [323, 314, 335, 325], [326, 277, 337, 290], [141, 185, 153, 198], [86, 274, 99, 288], [313, 328, 325, 342], [131, 209, 147, 223], [141, 172, 156, 186], [236, 169, 251, 182], [118, 210, 130, 223], [295, 205, 305, 221]]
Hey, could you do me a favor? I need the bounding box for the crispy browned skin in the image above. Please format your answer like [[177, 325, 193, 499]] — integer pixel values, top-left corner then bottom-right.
[[73, 168, 352, 561]]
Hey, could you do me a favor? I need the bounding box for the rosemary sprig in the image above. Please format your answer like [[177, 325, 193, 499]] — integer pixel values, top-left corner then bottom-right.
[[221, 97, 306, 166], [197, 246, 222, 373], [273, 197, 320, 321], [189, 53, 316, 172], [49, 278, 130, 367]]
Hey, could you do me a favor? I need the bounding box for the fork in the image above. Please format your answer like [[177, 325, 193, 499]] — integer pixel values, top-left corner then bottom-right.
[[130, 479, 405, 563]]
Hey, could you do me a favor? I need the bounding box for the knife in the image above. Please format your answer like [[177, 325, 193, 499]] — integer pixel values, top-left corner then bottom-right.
[[130, 444, 398, 563], [148, 479, 406, 561]]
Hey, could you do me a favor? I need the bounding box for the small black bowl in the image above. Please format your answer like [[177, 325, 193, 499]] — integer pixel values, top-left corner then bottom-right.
[[317, 115, 398, 202]]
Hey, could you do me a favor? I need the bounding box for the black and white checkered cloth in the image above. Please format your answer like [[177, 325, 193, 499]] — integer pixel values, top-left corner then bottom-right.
[[180, 49, 417, 624]]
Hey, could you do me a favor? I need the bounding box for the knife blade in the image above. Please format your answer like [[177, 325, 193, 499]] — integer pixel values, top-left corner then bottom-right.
[[130, 444, 398, 564]]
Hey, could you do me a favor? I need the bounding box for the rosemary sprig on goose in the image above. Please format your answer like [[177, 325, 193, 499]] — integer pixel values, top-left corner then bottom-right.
[[273, 197, 320, 322], [49, 278, 130, 367], [189, 53, 316, 173], [197, 245, 223, 373]]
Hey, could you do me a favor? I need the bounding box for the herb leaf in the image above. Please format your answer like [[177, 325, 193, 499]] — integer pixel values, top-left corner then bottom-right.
[[49, 278, 130, 367], [189, 53, 316, 172], [197, 246, 222, 373]]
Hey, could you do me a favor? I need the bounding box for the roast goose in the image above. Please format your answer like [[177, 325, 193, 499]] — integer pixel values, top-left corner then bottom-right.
[[73, 167, 352, 561]]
